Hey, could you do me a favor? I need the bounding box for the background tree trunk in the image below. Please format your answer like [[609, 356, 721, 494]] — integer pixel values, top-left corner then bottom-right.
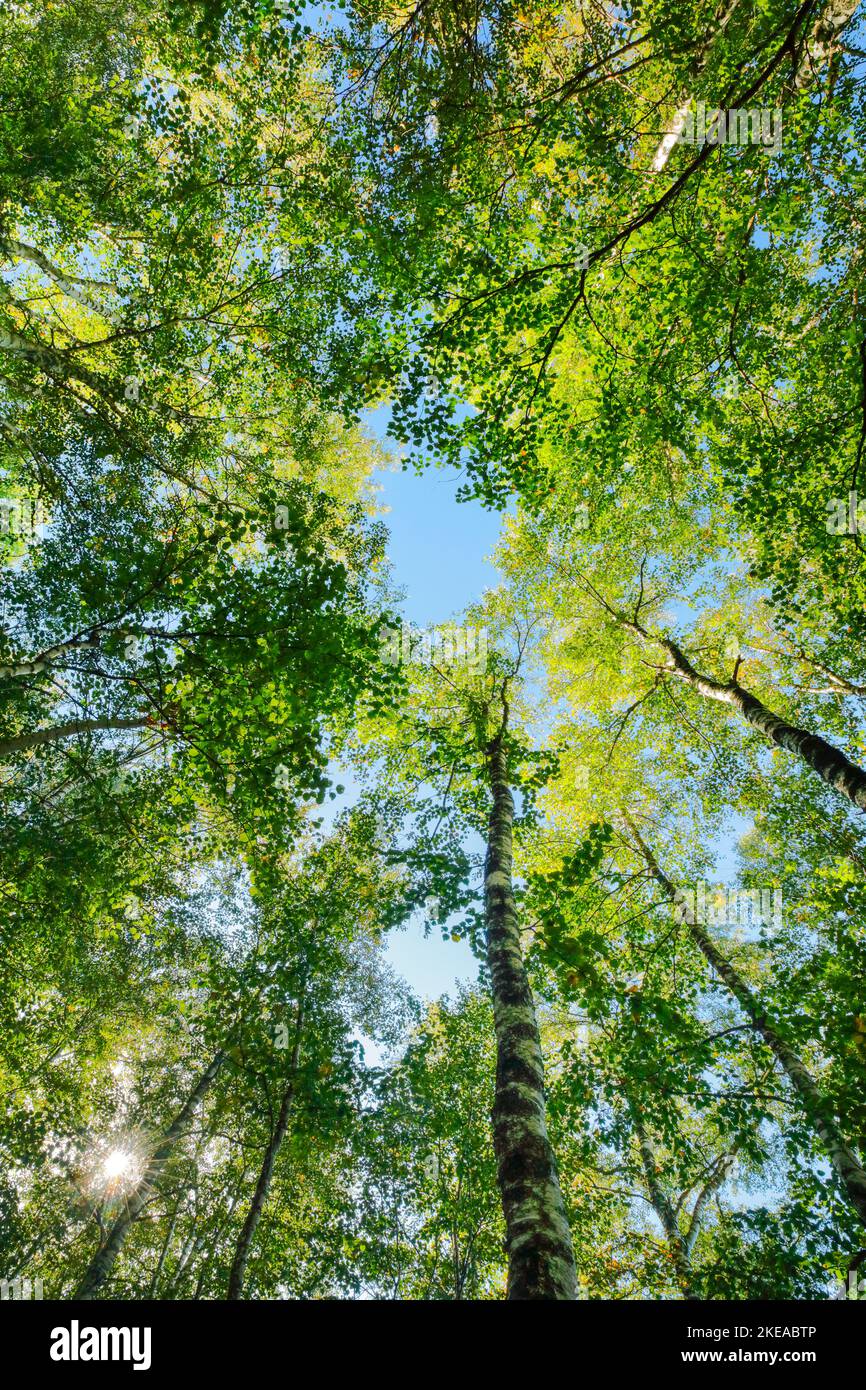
[[623, 814, 866, 1229], [627, 1098, 697, 1299], [226, 999, 304, 1300], [624, 619, 866, 811]]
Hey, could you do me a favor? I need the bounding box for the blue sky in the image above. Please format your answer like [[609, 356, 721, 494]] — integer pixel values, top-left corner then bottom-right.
[[374, 461, 500, 625], [364, 402, 502, 625], [361, 406, 502, 1001]]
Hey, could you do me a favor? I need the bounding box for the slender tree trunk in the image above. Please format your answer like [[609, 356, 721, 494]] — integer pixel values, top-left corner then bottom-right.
[[0, 634, 101, 679], [75, 1053, 224, 1300], [627, 1098, 697, 1299], [0, 716, 149, 758], [624, 620, 866, 811], [682, 1152, 735, 1259], [166, 1220, 200, 1296], [648, 0, 854, 174], [795, 0, 862, 87], [147, 1196, 180, 1297], [451, 1220, 462, 1301], [623, 814, 866, 1228], [484, 731, 578, 1299], [2, 237, 117, 318], [226, 999, 304, 1300], [648, 0, 741, 172]]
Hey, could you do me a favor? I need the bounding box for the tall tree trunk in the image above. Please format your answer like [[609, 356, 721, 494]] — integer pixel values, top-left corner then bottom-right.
[[627, 1098, 697, 1299], [226, 999, 304, 1300], [484, 730, 578, 1299], [75, 1053, 224, 1300], [622, 618, 866, 811], [623, 814, 866, 1228]]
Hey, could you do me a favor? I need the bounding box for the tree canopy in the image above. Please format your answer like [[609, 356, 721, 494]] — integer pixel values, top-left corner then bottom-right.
[[1, 0, 865, 1313]]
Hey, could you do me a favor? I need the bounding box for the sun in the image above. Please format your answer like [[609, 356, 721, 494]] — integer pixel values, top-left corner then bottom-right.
[[72, 1134, 150, 1211], [102, 1149, 135, 1183]]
